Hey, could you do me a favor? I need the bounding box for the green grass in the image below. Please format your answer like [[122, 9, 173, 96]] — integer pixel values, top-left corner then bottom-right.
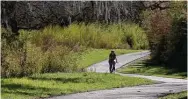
[[1, 72, 154, 99], [159, 91, 187, 99], [117, 57, 187, 79], [78, 49, 143, 69]]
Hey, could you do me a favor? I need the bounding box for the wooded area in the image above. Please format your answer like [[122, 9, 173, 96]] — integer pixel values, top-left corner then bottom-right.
[[1, 1, 187, 77]]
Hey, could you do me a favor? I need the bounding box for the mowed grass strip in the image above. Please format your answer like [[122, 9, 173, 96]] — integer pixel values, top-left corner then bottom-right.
[[78, 49, 143, 69], [159, 91, 187, 99], [2, 72, 154, 99], [117, 57, 187, 79]]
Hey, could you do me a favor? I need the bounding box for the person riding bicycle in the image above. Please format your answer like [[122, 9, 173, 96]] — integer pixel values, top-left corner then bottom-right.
[[108, 50, 118, 73]]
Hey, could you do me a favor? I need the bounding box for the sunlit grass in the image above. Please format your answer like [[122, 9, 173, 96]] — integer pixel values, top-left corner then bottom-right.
[[1, 72, 154, 99], [159, 91, 187, 99], [117, 57, 187, 79]]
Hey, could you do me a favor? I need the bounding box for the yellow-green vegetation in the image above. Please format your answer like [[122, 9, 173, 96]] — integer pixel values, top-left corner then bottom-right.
[[2, 22, 148, 77], [159, 91, 187, 99], [24, 23, 148, 49], [1, 72, 154, 99], [117, 57, 187, 79], [78, 49, 143, 69]]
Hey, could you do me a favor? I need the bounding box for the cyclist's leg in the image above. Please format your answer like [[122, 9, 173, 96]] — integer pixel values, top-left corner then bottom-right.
[[112, 62, 115, 72], [109, 61, 112, 73]]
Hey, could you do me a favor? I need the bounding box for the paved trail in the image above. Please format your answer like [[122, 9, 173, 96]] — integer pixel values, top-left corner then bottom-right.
[[48, 51, 187, 99]]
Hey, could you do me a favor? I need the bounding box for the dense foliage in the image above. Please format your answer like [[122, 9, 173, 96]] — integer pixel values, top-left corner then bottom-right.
[[141, 1, 187, 71], [1, 1, 145, 33]]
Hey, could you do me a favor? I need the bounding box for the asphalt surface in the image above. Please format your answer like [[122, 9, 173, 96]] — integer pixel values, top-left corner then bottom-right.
[[47, 51, 187, 99], [87, 51, 150, 73]]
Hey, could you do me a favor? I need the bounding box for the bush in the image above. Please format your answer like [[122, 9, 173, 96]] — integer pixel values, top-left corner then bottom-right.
[[1, 28, 81, 77], [164, 17, 187, 71], [141, 1, 187, 71], [121, 23, 149, 49]]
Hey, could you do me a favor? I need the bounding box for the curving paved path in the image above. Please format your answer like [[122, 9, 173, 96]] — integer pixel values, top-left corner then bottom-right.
[[87, 51, 150, 73], [47, 51, 187, 99]]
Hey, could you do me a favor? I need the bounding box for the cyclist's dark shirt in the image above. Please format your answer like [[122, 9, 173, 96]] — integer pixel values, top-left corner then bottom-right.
[[109, 53, 116, 62]]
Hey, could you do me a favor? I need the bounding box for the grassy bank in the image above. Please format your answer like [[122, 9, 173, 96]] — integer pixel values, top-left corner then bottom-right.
[[2, 72, 154, 99], [159, 91, 187, 99], [117, 57, 187, 79]]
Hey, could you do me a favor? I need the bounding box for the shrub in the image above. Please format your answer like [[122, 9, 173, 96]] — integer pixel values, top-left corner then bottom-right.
[[141, 1, 187, 71], [121, 23, 149, 49]]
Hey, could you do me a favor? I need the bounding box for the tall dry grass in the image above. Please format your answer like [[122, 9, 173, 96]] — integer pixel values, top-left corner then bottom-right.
[[28, 23, 148, 49], [1, 22, 148, 77]]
